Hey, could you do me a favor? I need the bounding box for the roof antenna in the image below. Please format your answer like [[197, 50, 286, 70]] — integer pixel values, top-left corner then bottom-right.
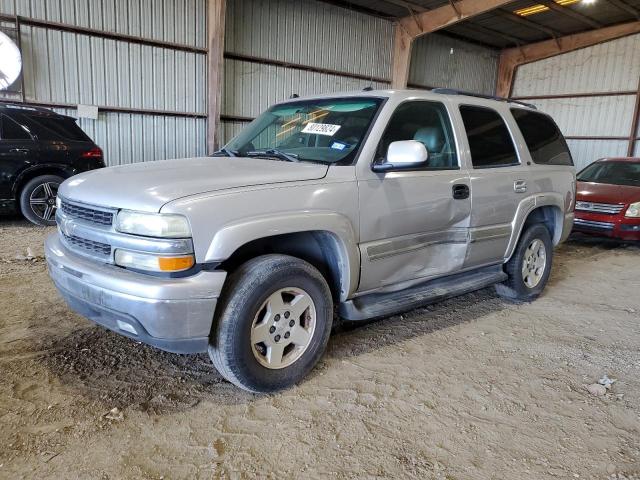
[[289, 93, 299, 99], [363, 75, 374, 92]]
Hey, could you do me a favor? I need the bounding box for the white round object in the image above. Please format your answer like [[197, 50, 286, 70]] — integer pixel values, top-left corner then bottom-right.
[[0, 31, 22, 90]]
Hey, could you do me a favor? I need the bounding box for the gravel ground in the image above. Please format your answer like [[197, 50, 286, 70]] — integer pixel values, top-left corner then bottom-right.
[[0, 218, 639, 480]]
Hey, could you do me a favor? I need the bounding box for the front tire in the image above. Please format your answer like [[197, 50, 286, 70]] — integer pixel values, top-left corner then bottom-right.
[[208, 254, 333, 393], [495, 223, 553, 302], [19, 175, 63, 226]]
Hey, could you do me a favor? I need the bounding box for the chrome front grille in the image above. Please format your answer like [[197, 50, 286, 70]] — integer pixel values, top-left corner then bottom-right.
[[60, 200, 114, 226], [575, 201, 625, 215], [574, 218, 615, 230], [56, 199, 193, 265], [61, 231, 111, 257]]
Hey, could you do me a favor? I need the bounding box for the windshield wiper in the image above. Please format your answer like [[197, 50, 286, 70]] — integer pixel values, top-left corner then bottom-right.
[[211, 147, 239, 157], [246, 149, 299, 162]]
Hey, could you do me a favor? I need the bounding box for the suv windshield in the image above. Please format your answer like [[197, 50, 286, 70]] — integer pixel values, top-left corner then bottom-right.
[[224, 97, 383, 164], [577, 161, 640, 187]]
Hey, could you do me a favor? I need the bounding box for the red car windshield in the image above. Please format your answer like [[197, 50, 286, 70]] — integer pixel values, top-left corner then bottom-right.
[[577, 161, 640, 187]]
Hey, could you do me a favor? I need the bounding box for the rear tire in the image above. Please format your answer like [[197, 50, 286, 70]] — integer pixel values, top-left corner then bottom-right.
[[495, 223, 553, 302], [208, 254, 333, 393], [19, 175, 63, 226]]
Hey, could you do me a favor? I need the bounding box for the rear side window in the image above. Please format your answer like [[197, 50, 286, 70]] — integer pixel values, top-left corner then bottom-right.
[[0, 115, 31, 140], [21, 114, 90, 142], [459, 105, 519, 168], [511, 108, 573, 166]]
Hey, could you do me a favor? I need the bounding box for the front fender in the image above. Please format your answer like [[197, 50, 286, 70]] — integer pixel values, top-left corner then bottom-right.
[[205, 211, 360, 299]]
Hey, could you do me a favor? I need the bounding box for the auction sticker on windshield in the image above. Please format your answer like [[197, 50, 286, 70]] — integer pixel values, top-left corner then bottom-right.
[[302, 122, 341, 136]]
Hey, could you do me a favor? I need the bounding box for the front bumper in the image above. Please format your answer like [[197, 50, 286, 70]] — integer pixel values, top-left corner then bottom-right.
[[45, 233, 226, 353], [573, 211, 640, 241]]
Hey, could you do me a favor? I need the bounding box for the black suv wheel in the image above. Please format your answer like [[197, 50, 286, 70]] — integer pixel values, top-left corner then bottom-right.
[[19, 175, 63, 226]]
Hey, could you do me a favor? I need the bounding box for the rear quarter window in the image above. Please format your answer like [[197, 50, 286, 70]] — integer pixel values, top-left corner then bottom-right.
[[21, 114, 91, 142], [511, 108, 573, 166]]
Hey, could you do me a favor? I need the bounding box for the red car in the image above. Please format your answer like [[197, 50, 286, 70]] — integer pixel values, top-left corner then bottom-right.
[[573, 157, 640, 241]]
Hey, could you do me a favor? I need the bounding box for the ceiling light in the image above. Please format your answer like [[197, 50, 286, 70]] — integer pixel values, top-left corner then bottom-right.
[[514, 0, 581, 16]]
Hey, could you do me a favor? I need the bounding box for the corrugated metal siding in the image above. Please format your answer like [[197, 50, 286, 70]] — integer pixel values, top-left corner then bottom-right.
[[220, 0, 395, 144], [512, 33, 640, 169], [218, 120, 245, 144], [512, 35, 640, 97], [529, 96, 636, 137], [19, 25, 206, 113], [223, 58, 388, 119], [225, 0, 392, 81], [0, 0, 208, 165], [54, 107, 206, 165], [0, 0, 207, 47], [409, 33, 499, 95], [566, 139, 628, 171]]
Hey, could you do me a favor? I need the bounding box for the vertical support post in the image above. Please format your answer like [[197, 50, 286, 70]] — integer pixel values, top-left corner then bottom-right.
[[391, 24, 413, 89], [627, 75, 640, 157], [495, 53, 517, 98], [207, 0, 226, 154]]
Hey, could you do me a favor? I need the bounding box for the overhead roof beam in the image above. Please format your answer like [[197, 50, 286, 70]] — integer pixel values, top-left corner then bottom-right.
[[494, 8, 562, 39], [380, 0, 428, 12], [607, 0, 640, 20], [537, 0, 602, 29], [392, 0, 515, 88], [457, 22, 527, 46], [397, 0, 516, 38], [496, 20, 640, 97]]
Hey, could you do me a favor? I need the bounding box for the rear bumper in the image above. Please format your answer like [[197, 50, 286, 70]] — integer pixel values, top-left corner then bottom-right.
[[572, 211, 640, 241], [45, 233, 226, 353]]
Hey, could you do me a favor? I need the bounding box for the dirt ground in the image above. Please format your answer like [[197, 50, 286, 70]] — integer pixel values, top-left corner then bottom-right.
[[0, 218, 639, 480]]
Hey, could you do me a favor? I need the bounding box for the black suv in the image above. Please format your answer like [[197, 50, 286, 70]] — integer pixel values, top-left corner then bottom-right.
[[0, 103, 104, 226]]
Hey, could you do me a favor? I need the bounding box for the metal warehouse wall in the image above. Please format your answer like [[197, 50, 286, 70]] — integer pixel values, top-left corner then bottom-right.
[[220, 0, 500, 143], [219, 0, 393, 143], [409, 33, 499, 95], [511, 34, 640, 171], [0, 0, 208, 166], [1, 0, 502, 159]]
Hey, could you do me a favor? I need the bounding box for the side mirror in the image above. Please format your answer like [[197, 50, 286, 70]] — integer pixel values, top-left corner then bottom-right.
[[372, 140, 429, 173]]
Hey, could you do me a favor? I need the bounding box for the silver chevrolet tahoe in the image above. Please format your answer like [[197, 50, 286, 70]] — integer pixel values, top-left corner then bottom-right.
[[45, 89, 576, 392]]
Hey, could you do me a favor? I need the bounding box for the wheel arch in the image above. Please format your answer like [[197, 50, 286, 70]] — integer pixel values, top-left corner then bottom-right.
[[207, 213, 360, 302], [505, 195, 565, 262], [12, 164, 72, 199]]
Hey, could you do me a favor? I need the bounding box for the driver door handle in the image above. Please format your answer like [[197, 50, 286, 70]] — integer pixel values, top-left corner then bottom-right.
[[514, 179, 527, 193]]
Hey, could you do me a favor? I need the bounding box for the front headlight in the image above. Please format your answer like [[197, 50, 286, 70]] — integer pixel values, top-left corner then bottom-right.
[[626, 201, 640, 218], [115, 210, 191, 238], [114, 249, 195, 273]]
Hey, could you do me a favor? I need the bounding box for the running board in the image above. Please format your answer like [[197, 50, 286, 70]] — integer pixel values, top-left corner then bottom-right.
[[339, 265, 507, 321]]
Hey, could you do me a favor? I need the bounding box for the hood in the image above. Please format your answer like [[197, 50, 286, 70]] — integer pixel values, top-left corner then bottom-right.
[[59, 156, 329, 212], [576, 181, 640, 205]]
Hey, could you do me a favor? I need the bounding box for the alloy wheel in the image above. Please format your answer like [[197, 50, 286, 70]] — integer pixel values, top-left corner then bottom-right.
[[29, 181, 59, 222], [250, 287, 317, 369], [521, 238, 547, 289]]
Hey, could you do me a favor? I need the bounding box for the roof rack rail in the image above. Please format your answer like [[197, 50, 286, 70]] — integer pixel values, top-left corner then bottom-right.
[[431, 88, 537, 110], [0, 101, 56, 113]]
